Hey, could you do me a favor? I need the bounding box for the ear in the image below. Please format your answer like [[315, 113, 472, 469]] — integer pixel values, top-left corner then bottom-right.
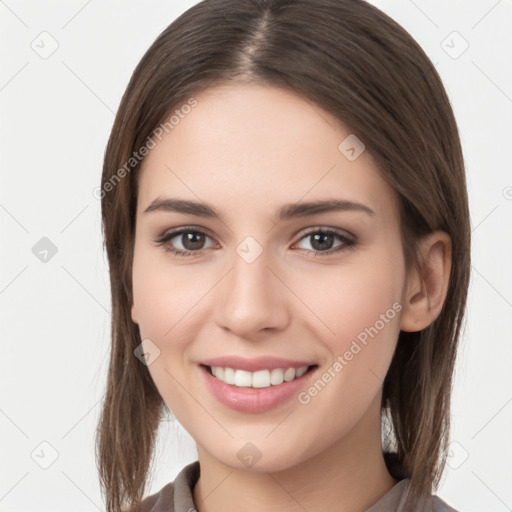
[[400, 231, 452, 332]]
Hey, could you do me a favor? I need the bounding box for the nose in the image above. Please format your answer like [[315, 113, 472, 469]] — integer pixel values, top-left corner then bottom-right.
[[215, 245, 290, 338]]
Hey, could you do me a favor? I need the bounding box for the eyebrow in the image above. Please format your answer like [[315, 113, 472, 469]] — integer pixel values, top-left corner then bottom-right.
[[143, 197, 375, 222]]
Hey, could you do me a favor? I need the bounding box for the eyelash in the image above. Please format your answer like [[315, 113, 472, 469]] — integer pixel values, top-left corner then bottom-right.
[[154, 226, 357, 258]]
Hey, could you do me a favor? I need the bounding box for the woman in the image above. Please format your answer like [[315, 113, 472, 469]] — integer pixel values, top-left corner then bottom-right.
[[96, 0, 470, 511]]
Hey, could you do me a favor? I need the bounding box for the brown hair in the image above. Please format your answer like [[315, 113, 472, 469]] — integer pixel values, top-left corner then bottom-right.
[[95, 0, 471, 510]]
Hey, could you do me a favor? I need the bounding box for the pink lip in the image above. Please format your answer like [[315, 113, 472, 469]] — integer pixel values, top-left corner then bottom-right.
[[201, 355, 315, 372], [199, 364, 317, 413]]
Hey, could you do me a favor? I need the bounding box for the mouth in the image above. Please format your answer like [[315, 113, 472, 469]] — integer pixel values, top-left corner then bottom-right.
[[198, 359, 320, 413], [200, 364, 319, 389]]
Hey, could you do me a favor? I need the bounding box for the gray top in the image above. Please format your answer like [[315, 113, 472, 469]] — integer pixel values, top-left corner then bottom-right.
[[138, 461, 459, 512]]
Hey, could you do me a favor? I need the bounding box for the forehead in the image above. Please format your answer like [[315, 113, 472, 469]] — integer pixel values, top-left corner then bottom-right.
[[136, 83, 398, 221]]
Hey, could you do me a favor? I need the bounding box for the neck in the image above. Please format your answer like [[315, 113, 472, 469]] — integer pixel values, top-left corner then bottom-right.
[[192, 396, 397, 512]]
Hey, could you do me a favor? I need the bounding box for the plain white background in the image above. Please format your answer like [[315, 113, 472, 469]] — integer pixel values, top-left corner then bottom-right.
[[1, 1, 511, 510]]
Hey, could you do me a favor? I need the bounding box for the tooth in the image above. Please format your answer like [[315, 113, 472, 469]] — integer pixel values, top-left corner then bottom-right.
[[252, 369, 271, 388], [270, 368, 284, 385], [283, 368, 296, 381], [234, 369, 252, 387], [295, 365, 308, 378], [224, 367, 235, 385], [212, 366, 224, 380], [210, 365, 311, 387]]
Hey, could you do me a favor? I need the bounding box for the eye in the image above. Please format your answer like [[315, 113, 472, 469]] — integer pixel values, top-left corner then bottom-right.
[[154, 227, 217, 257], [293, 228, 356, 255], [154, 226, 356, 258]]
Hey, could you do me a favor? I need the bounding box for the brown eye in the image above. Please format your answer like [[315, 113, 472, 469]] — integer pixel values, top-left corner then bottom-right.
[[294, 229, 356, 255], [179, 231, 207, 251], [155, 226, 356, 258], [155, 228, 216, 256]]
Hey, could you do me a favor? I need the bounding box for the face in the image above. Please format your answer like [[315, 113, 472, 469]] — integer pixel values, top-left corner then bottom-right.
[[130, 83, 409, 472]]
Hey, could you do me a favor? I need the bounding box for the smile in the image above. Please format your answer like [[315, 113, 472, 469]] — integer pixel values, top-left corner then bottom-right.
[[199, 363, 319, 413], [205, 365, 316, 388]]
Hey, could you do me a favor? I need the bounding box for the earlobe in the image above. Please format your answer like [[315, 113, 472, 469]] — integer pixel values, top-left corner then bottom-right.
[[400, 231, 452, 333]]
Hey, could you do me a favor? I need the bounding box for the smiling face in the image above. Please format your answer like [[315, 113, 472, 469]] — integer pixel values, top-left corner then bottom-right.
[[130, 83, 410, 473]]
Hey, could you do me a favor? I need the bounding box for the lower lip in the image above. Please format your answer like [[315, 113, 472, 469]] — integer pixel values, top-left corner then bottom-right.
[[199, 365, 317, 413]]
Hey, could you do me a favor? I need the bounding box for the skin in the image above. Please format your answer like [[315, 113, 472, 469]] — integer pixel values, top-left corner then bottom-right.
[[130, 84, 451, 512]]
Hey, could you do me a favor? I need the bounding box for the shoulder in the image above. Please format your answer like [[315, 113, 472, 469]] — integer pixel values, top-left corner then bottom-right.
[[399, 480, 461, 512], [432, 495, 460, 512], [364, 477, 461, 512], [132, 461, 200, 512], [134, 481, 175, 512], [382, 454, 461, 512]]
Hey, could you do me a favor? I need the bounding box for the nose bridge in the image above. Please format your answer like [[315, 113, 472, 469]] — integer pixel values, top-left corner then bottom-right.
[[215, 236, 289, 335]]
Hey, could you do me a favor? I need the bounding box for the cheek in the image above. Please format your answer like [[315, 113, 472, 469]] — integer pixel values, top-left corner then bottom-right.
[[289, 264, 403, 434], [132, 241, 203, 335], [131, 249, 209, 406], [132, 233, 406, 350], [291, 252, 405, 344], [287, 245, 405, 407]]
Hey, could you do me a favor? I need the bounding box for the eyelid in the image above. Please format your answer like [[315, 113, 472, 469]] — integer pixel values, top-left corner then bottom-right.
[[291, 227, 356, 255], [155, 225, 219, 249], [157, 225, 217, 240], [293, 225, 356, 243]]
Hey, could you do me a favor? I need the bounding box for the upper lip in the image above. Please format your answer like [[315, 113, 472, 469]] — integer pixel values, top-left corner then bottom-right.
[[201, 356, 316, 372]]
